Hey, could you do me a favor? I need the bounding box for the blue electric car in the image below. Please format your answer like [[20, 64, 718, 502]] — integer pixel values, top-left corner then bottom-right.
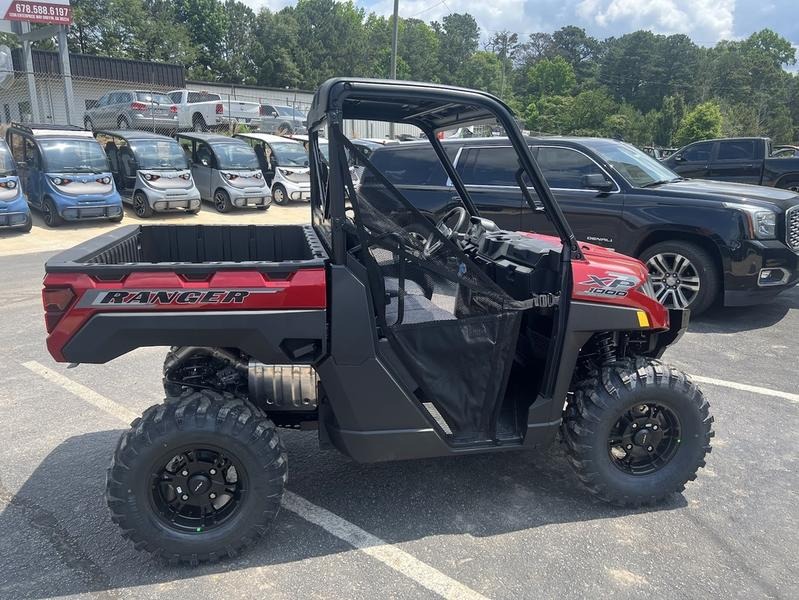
[[6, 124, 123, 227], [0, 138, 32, 232]]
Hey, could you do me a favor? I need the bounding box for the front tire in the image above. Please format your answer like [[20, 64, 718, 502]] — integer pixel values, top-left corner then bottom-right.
[[213, 189, 233, 213], [42, 197, 63, 227], [19, 212, 33, 232], [106, 390, 287, 564], [563, 360, 713, 507], [133, 191, 154, 218], [272, 184, 288, 205], [640, 241, 719, 316]]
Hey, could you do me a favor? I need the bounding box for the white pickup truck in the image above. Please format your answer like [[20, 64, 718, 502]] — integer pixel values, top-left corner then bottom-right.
[[167, 90, 261, 132]]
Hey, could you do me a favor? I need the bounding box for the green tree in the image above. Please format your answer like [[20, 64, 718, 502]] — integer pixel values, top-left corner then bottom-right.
[[551, 25, 600, 82], [567, 89, 617, 135], [532, 95, 574, 134], [433, 13, 479, 85], [675, 102, 723, 145], [400, 19, 440, 82], [524, 56, 576, 98], [457, 51, 503, 95]]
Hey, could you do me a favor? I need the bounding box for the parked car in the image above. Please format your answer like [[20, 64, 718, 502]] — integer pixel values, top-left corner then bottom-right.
[[663, 137, 799, 191], [6, 124, 123, 227], [259, 104, 308, 135], [643, 146, 677, 160], [167, 89, 228, 132], [772, 145, 799, 158], [0, 138, 32, 232], [176, 133, 270, 212], [84, 90, 178, 134], [234, 132, 310, 204], [363, 136, 799, 314], [349, 138, 399, 180], [96, 130, 201, 218]]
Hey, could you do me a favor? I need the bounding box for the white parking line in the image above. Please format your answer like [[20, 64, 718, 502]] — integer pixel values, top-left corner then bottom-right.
[[22, 361, 139, 423], [21, 359, 488, 600], [283, 491, 489, 600], [692, 375, 799, 405]]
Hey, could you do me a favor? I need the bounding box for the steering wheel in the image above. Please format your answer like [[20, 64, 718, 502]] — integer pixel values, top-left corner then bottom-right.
[[423, 206, 469, 258]]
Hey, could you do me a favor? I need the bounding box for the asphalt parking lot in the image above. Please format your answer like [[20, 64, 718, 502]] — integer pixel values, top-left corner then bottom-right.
[[0, 213, 797, 599]]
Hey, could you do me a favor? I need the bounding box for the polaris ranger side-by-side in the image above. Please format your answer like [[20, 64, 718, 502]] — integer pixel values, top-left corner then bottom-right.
[[41, 79, 713, 564]]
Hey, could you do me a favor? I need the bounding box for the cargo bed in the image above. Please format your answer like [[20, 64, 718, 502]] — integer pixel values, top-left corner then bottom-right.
[[45, 224, 327, 276]]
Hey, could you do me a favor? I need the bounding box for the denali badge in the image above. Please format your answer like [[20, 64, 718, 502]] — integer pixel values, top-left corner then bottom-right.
[[579, 273, 639, 297], [87, 289, 282, 307]]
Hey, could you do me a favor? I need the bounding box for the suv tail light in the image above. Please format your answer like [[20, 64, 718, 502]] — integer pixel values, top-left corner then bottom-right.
[[131, 101, 147, 112], [170, 105, 178, 114], [43, 286, 75, 333], [216, 103, 223, 114]]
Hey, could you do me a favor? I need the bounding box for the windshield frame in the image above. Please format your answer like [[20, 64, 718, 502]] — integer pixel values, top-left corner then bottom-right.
[[578, 139, 682, 189], [270, 141, 309, 167], [39, 137, 110, 174], [212, 142, 260, 170], [0, 142, 16, 175]]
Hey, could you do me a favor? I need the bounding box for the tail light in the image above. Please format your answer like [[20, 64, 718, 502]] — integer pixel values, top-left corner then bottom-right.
[[170, 105, 178, 114], [216, 103, 223, 114], [43, 286, 75, 333], [131, 101, 147, 112]]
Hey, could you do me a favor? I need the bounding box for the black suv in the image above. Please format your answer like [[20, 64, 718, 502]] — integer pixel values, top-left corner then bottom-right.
[[364, 137, 799, 315]]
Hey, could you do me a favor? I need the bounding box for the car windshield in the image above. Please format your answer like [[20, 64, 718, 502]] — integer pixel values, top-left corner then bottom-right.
[[582, 139, 680, 187], [214, 143, 259, 169], [271, 142, 308, 166], [130, 140, 188, 170], [136, 92, 173, 104], [0, 143, 15, 175], [40, 139, 109, 173]]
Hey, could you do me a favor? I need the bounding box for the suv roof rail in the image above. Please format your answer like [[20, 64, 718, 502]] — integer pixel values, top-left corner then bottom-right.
[[10, 122, 85, 133]]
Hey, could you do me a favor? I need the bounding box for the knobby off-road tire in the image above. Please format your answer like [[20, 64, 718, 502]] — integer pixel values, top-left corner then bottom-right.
[[106, 390, 287, 565], [563, 359, 713, 507]]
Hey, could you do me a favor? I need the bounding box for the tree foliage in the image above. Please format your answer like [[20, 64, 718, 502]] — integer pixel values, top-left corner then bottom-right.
[[60, 2, 798, 145]]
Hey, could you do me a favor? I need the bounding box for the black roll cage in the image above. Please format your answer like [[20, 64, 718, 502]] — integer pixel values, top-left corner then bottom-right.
[[306, 78, 583, 263]]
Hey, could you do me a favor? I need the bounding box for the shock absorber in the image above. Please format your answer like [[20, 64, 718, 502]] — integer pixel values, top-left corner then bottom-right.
[[595, 332, 617, 365]]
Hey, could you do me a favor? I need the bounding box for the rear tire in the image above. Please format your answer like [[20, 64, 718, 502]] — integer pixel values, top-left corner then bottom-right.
[[106, 390, 287, 565], [133, 191, 154, 218], [640, 240, 719, 316], [213, 189, 233, 213], [272, 184, 288, 205], [118, 116, 130, 130], [42, 197, 63, 227], [193, 114, 208, 132], [563, 360, 713, 507]]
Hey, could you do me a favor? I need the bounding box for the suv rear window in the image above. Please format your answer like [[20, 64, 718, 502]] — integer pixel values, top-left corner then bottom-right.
[[368, 145, 448, 186]]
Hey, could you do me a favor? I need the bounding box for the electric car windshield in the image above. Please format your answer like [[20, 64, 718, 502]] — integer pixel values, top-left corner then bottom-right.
[[0, 143, 15, 175], [40, 139, 109, 173], [214, 143, 259, 170], [271, 142, 309, 167], [131, 140, 189, 170]]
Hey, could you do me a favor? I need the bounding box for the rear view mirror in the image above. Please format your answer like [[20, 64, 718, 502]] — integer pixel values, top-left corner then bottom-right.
[[582, 173, 614, 192]]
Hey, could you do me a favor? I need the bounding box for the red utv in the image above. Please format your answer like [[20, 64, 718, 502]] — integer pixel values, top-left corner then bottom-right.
[[42, 78, 713, 564]]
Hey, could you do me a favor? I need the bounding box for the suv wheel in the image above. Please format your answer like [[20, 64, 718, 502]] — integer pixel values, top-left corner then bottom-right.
[[42, 197, 63, 227], [133, 191, 154, 218], [272, 184, 288, 205], [193, 115, 208, 132], [563, 360, 713, 507], [213, 189, 233, 213], [778, 177, 799, 192], [106, 391, 287, 564], [118, 116, 130, 130], [640, 241, 719, 316]]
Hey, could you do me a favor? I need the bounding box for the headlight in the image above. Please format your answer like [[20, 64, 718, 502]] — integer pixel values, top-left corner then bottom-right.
[[724, 203, 777, 239], [280, 169, 294, 176], [50, 177, 63, 186], [97, 176, 111, 184], [2, 180, 16, 189], [221, 172, 238, 181], [180, 172, 191, 180], [254, 172, 263, 179]]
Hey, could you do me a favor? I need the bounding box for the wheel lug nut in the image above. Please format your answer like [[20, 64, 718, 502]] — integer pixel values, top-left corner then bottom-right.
[[647, 446, 654, 452], [632, 423, 638, 429], [181, 470, 188, 476], [209, 493, 216, 499], [209, 469, 216, 475], [181, 494, 189, 501], [653, 425, 658, 430], [626, 444, 632, 450]]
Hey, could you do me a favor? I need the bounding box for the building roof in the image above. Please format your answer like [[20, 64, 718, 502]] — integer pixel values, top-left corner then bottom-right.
[[11, 49, 185, 88]]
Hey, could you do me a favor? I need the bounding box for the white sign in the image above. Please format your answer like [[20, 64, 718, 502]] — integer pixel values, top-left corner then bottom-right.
[[2, 0, 71, 25]]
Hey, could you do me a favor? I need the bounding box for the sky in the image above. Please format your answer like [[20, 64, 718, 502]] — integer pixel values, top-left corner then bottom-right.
[[246, 0, 799, 51]]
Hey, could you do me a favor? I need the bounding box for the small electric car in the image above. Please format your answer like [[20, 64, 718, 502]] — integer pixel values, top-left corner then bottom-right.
[[176, 133, 270, 213], [6, 124, 123, 227], [234, 132, 310, 204], [96, 130, 201, 218], [0, 138, 32, 232]]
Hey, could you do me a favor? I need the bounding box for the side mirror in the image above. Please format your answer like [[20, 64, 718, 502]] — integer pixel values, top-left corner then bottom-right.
[[271, 111, 278, 118], [673, 153, 684, 162], [582, 173, 614, 192]]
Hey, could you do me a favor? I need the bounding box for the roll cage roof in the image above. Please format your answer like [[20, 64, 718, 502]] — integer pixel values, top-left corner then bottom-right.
[[308, 78, 582, 259]]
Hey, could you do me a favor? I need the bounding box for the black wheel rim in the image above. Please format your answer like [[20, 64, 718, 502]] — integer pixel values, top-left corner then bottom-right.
[[150, 445, 247, 533], [214, 192, 227, 211], [43, 203, 53, 225], [608, 402, 681, 475], [134, 195, 146, 216]]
